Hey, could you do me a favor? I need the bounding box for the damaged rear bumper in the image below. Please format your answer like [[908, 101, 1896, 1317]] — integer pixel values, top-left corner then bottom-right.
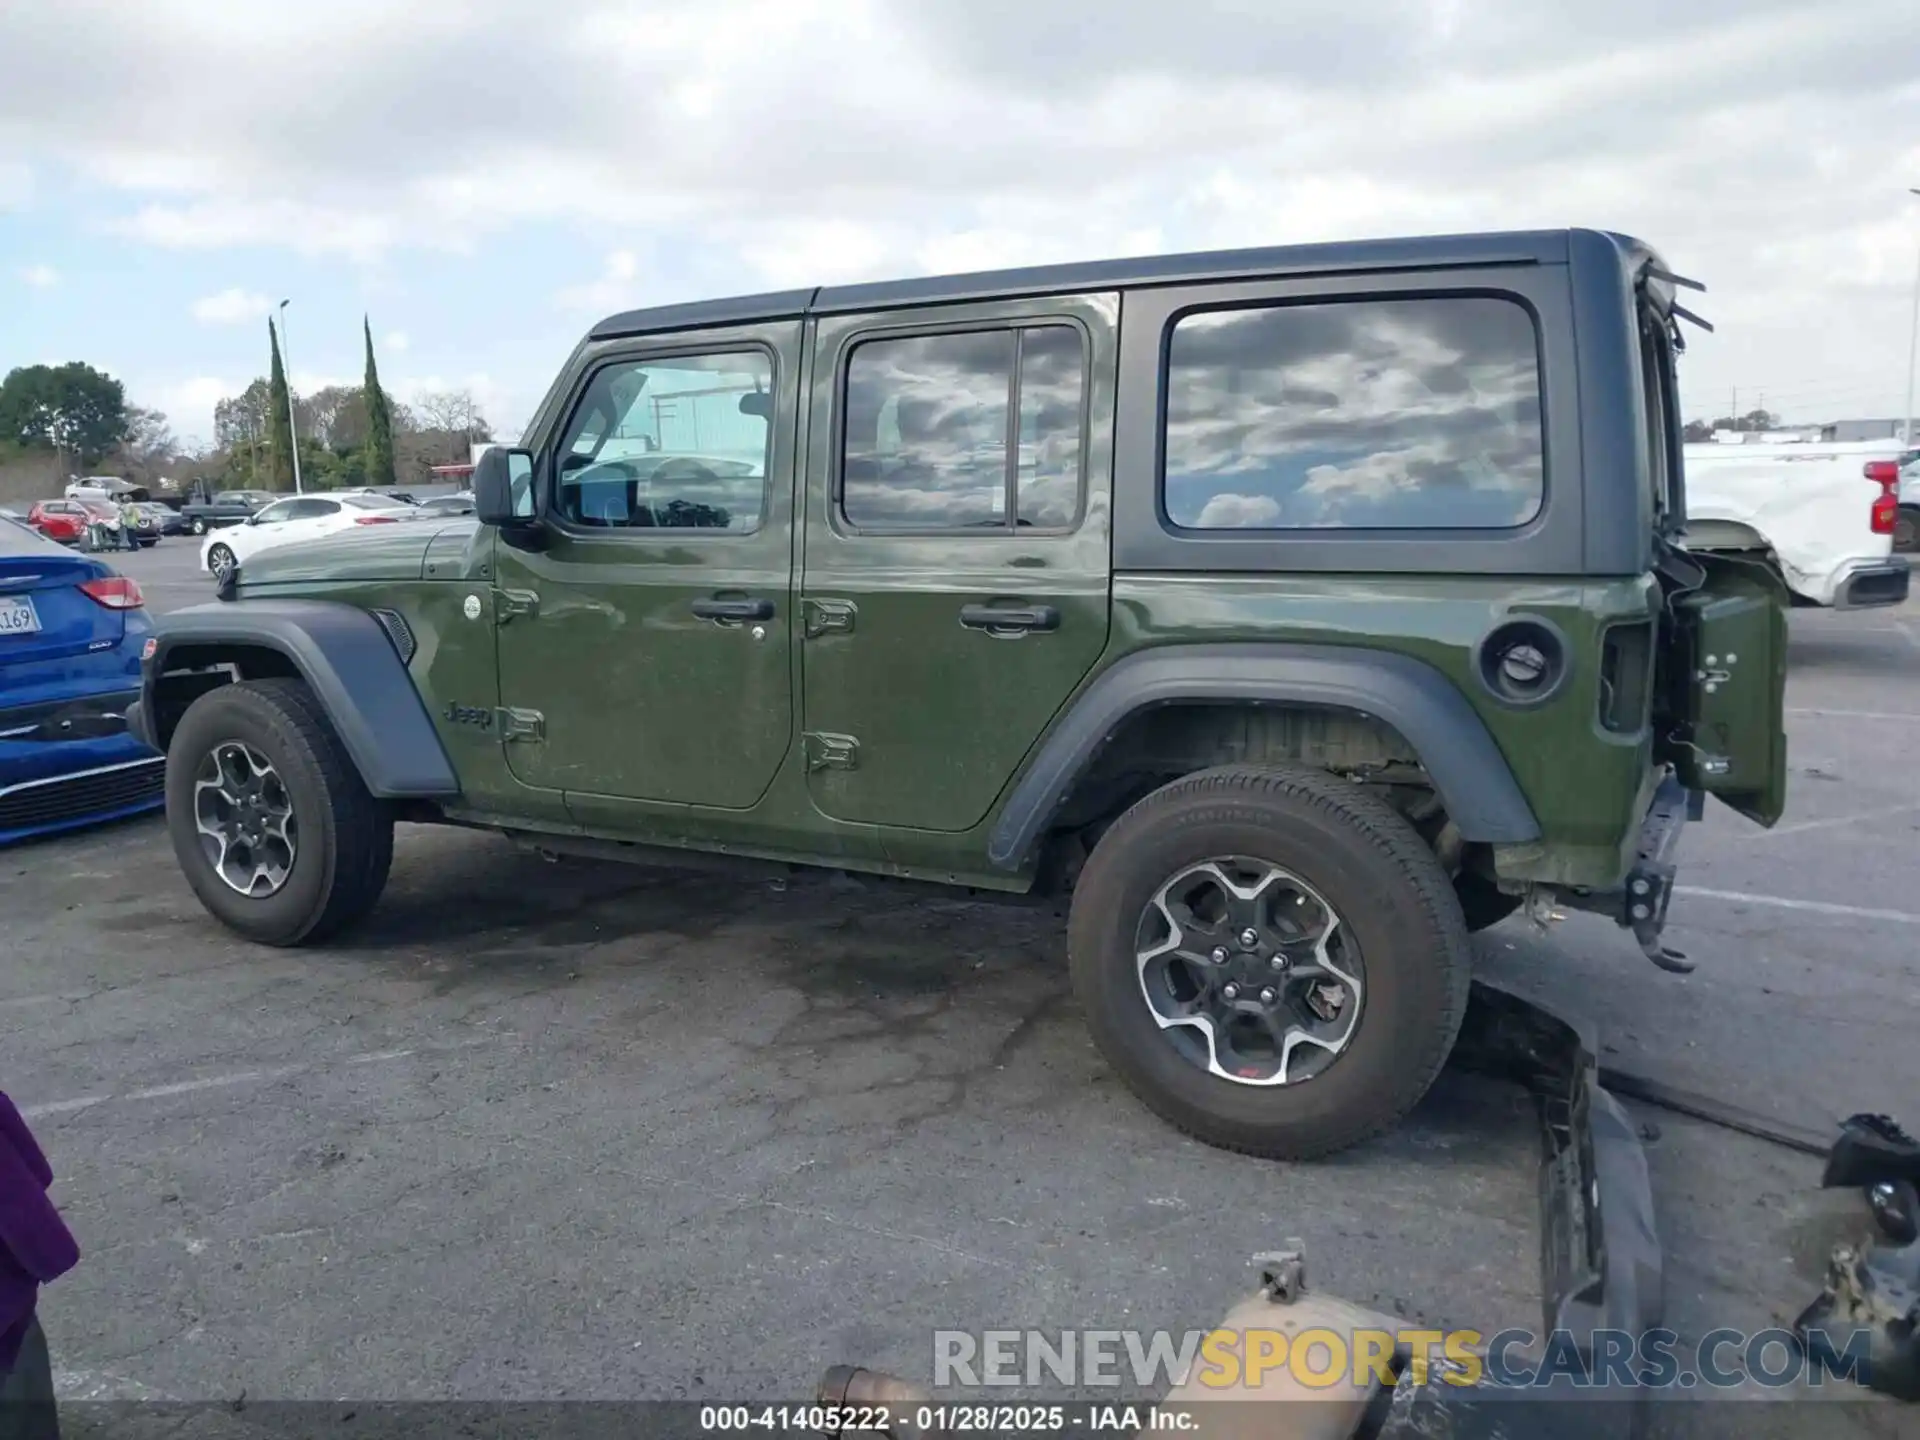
[[1452, 983, 1664, 1349]]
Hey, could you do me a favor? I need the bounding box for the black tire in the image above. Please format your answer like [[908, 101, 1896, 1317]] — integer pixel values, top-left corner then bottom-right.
[[1068, 765, 1473, 1161], [165, 678, 394, 946], [207, 543, 236, 583], [1455, 870, 1522, 933], [1895, 507, 1920, 556], [191, 516, 207, 535]]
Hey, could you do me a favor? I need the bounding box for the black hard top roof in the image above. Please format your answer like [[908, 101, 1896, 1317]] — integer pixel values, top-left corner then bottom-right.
[[589, 228, 1647, 342]]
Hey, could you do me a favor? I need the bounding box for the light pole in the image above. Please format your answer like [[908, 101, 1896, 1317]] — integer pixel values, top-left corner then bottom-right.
[[1905, 188, 1920, 446], [278, 299, 304, 494]]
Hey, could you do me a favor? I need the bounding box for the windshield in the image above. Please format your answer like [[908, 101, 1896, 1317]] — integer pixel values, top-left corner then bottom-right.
[[342, 493, 411, 510], [77, 499, 120, 518]]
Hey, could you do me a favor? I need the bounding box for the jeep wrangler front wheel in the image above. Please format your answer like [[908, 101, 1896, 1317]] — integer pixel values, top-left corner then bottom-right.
[[1068, 765, 1473, 1161], [165, 678, 394, 946]]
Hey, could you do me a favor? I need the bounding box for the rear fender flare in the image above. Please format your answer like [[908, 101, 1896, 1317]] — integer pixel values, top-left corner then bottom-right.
[[138, 600, 459, 799], [986, 643, 1540, 871]]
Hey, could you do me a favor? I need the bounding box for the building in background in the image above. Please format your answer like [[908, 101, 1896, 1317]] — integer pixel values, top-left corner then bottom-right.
[[1821, 418, 1917, 442]]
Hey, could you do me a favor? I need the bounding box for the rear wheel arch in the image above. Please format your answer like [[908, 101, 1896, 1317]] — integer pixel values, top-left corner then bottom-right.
[[990, 643, 1540, 877]]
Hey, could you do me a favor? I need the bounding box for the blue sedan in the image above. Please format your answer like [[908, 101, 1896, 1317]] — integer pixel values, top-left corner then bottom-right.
[[0, 513, 163, 843]]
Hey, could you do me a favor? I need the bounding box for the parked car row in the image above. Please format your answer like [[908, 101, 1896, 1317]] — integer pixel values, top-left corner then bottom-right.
[[21, 498, 161, 550]]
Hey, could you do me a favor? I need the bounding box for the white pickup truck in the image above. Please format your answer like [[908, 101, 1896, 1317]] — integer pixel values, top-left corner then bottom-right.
[[1896, 446, 1920, 552], [1682, 438, 1911, 609]]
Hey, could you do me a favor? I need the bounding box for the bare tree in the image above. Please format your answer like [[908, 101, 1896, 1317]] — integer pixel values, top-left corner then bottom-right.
[[408, 389, 490, 466], [414, 390, 491, 439], [108, 405, 181, 485]]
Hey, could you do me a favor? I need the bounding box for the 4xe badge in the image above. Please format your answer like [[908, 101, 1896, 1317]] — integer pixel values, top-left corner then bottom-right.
[[443, 702, 493, 731], [463, 594, 483, 620]]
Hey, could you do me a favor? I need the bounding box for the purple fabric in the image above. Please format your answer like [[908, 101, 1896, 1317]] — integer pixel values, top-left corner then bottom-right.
[[0, 1092, 79, 1373]]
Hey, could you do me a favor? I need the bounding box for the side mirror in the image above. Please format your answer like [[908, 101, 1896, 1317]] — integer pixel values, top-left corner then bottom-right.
[[475, 448, 540, 530]]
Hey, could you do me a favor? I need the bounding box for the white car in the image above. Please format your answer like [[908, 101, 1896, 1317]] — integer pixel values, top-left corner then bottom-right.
[[200, 492, 419, 584], [64, 477, 143, 503]]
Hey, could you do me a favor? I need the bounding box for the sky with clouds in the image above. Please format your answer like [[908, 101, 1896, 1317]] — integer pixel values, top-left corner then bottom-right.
[[2, 0, 1917, 449]]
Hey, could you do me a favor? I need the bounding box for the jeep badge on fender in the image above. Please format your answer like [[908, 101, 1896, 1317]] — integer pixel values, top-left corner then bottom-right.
[[442, 703, 492, 731]]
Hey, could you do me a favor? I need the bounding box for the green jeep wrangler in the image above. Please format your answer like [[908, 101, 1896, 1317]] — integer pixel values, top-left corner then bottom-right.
[[131, 229, 1789, 1160]]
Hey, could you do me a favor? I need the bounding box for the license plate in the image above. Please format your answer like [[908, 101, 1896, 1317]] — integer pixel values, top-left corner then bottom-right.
[[0, 596, 41, 636]]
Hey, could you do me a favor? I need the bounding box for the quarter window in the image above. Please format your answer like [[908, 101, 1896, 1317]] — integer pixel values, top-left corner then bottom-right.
[[554, 351, 773, 533], [841, 325, 1086, 531], [1162, 296, 1545, 531]]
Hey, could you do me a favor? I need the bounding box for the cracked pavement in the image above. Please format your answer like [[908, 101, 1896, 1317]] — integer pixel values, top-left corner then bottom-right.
[[6, 547, 1919, 1436]]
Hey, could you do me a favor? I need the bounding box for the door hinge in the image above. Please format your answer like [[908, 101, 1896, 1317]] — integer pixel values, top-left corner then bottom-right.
[[802, 598, 857, 638], [802, 731, 860, 771], [493, 588, 539, 623], [496, 707, 545, 742]]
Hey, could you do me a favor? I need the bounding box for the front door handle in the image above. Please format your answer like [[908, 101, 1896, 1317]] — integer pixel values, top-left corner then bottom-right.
[[958, 603, 1060, 634], [691, 597, 775, 623]]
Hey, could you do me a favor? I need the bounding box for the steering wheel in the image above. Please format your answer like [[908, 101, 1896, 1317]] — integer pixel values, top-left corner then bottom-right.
[[649, 458, 720, 487]]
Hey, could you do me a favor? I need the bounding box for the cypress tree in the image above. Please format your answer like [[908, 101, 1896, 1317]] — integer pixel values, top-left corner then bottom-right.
[[363, 316, 396, 488], [266, 319, 295, 491]]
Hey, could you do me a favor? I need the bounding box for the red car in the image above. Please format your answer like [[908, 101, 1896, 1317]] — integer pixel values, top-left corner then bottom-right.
[[25, 501, 86, 546]]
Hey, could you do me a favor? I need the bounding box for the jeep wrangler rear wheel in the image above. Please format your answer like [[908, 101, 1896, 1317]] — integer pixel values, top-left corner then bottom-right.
[[1068, 765, 1473, 1160], [165, 678, 394, 946]]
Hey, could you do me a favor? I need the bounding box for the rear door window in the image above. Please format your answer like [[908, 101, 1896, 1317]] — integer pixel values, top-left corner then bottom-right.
[[840, 324, 1087, 531]]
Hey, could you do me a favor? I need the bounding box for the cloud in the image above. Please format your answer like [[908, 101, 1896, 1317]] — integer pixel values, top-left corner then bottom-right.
[[0, 161, 29, 210], [18, 263, 57, 288], [384, 331, 410, 353], [1195, 493, 1284, 528], [555, 249, 646, 314], [4, 0, 1919, 427], [191, 288, 271, 325], [150, 376, 236, 446]]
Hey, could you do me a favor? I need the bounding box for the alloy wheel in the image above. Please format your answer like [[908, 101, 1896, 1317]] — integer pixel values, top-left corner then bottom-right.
[[193, 741, 298, 897], [1134, 857, 1363, 1086]]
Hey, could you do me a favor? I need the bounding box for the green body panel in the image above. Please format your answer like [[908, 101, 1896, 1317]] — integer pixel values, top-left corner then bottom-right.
[[491, 529, 795, 810], [797, 570, 1109, 829], [239, 524, 549, 822], [1669, 553, 1790, 825], [236, 522, 458, 585], [1099, 573, 1663, 888], [491, 317, 805, 815], [796, 292, 1119, 833]]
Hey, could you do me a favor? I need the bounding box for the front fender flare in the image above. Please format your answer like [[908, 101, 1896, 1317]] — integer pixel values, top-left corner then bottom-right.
[[138, 600, 459, 799], [987, 643, 1540, 871]]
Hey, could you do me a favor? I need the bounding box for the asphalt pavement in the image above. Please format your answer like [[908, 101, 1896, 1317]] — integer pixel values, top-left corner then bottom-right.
[[6, 538, 1916, 1434]]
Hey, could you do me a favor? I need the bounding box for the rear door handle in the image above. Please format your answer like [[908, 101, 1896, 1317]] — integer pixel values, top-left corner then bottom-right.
[[691, 597, 775, 623], [958, 604, 1060, 634]]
